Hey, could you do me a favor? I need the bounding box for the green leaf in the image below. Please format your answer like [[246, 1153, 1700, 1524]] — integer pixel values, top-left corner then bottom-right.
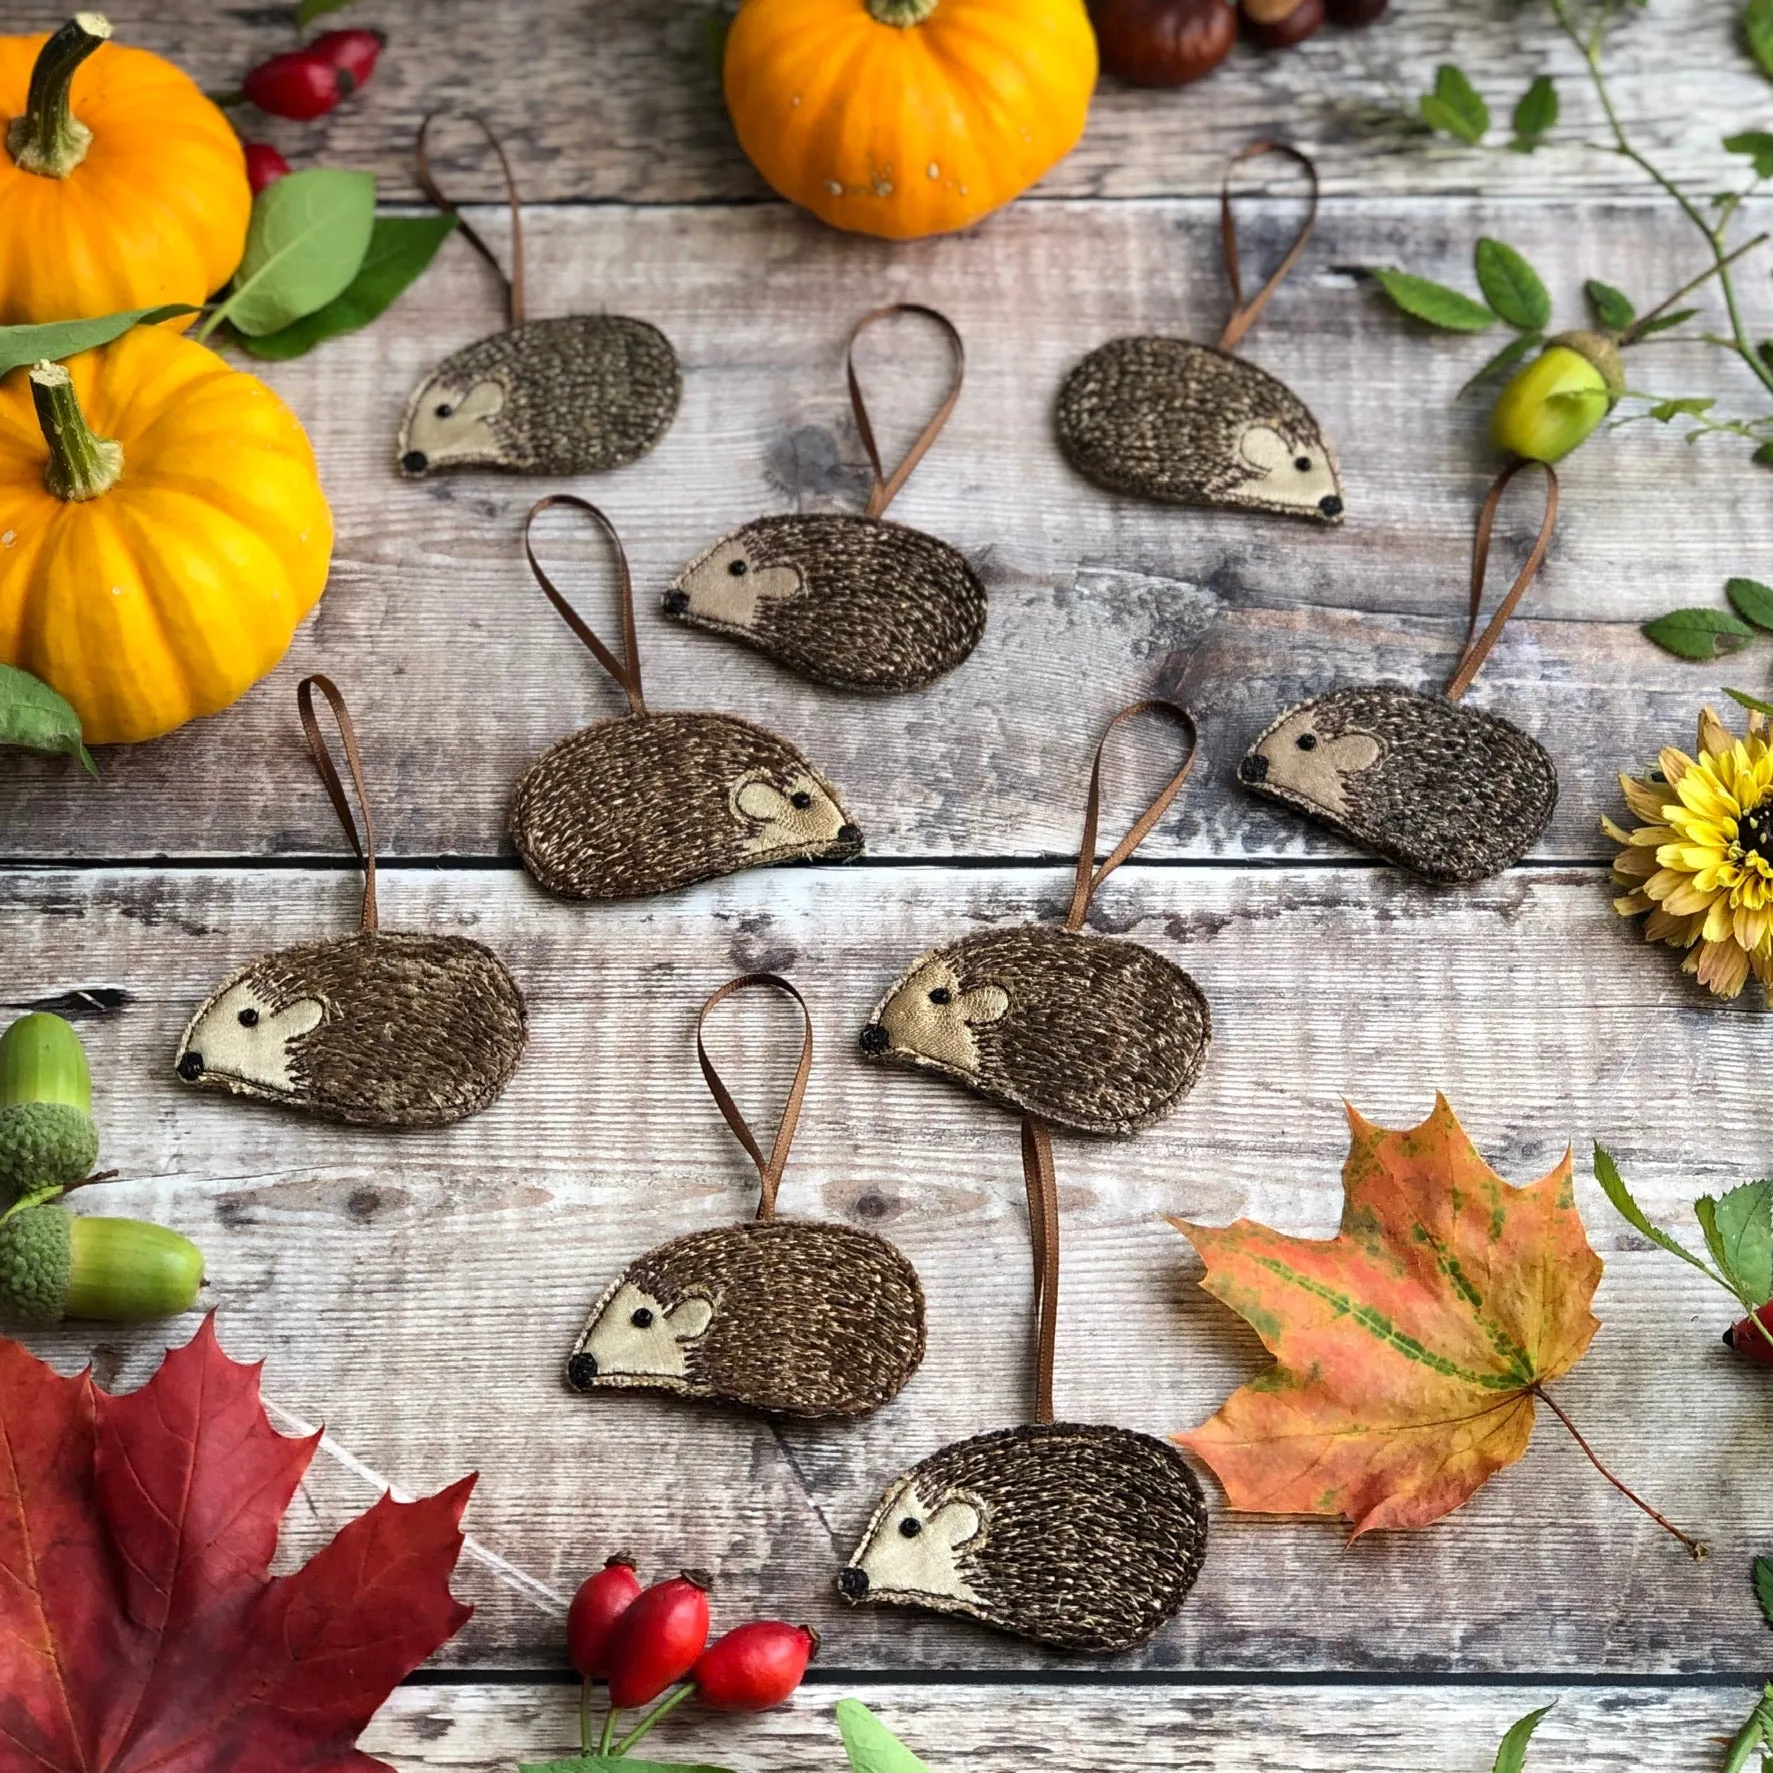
[[1459, 331, 1544, 398], [1585, 279, 1637, 331], [1641, 608, 1756, 659], [837, 1700, 934, 1773], [1475, 238, 1552, 331], [296, 0, 356, 18], [1634, 308, 1699, 340], [1697, 1179, 1773, 1308], [1726, 130, 1773, 179], [1593, 1146, 1719, 1280], [1645, 394, 1717, 422], [1493, 1704, 1554, 1773], [1510, 75, 1559, 150], [0, 664, 96, 777], [1745, 0, 1773, 82], [1420, 64, 1490, 143], [1372, 268, 1496, 333], [1728, 577, 1773, 630], [1727, 688, 1773, 716], [239, 214, 457, 361], [0, 305, 196, 379], [1725, 1685, 1773, 1773], [1755, 1556, 1773, 1630], [1756, 440, 1773, 466], [210, 169, 376, 339], [518, 1762, 734, 1772]]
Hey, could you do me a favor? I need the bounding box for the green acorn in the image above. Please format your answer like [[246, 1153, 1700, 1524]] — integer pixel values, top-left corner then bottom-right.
[[0, 1012, 100, 1197], [1490, 330, 1625, 464], [0, 1204, 204, 1324]]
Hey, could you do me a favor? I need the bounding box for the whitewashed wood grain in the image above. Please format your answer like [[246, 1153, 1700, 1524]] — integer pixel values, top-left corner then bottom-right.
[[4, 198, 1767, 861], [16, 0, 1764, 201], [357, 1681, 1763, 1773], [10, 864, 1772, 1672]]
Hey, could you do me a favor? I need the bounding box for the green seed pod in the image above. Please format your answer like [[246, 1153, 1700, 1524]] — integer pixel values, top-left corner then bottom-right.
[[1490, 331, 1625, 464], [0, 1205, 204, 1324], [0, 1012, 98, 1195]]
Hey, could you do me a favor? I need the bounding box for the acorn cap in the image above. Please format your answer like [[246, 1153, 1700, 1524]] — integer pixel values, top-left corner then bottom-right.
[[0, 1204, 204, 1324], [0, 1202, 71, 1323], [0, 1101, 100, 1196], [1548, 329, 1625, 398]]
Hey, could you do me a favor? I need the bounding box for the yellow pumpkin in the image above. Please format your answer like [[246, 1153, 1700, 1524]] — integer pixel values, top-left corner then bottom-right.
[[0, 15, 250, 325], [724, 0, 1098, 241], [0, 325, 332, 745]]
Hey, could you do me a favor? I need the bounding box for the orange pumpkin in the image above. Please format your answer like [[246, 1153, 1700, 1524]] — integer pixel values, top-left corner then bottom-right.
[[0, 15, 250, 325], [723, 0, 1098, 241]]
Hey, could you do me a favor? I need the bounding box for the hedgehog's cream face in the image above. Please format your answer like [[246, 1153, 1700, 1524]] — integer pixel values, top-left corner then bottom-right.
[[570, 1282, 715, 1389], [670, 533, 804, 631], [731, 769, 858, 860], [1240, 704, 1383, 818], [175, 974, 325, 1099], [1229, 422, 1344, 522], [400, 373, 507, 475], [865, 958, 1009, 1076], [846, 1477, 985, 1607]]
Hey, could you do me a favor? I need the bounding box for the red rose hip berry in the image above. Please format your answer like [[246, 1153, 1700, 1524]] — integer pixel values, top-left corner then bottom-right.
[[566, 1555, 643, 1679], [242, 142, 291, 194], [605, 1570, 712, 1708], [309, 28, 385, 92], [242, 49, 341, 121], [692, 1621, 819, 1711], [1726, 1305, 1773, 1366]]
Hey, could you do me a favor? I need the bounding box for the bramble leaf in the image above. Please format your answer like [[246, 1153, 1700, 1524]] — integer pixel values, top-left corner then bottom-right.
[[1756, 441, 1773, 466], [1646, 395, 1716, 422], [1593, 1146, 1719, 1280], [1420, 64, 1490, 142], [1755, 1556, 1773, 1629], [1729, 577, 1773, 630], [1742, 0, 1773, 82], [1634, 309, 1699, 339], [1510, 75, 1558, 151], [1459, 331, 1544, 398], [1641, 608, 1756, 660], [1695, 1179, 1773, 1308], [1727, 688, 1773, 716], [1726, 130, 1773, 178], [296, 0, 356, 19], [1475, 238, 1552, 331], [1494, 1704, 1554, 1773], [1584, 279, 1637, 331], [1372, 268, 1496, 332]]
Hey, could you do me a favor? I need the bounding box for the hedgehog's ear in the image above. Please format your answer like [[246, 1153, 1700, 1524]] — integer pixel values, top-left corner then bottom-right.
[[268, 998, 324, 1041], [1237, 423, 1294, 479], [451, 379, 506, 423], [666, 1296, 714, 1342], [956, 985, 1008, 1027], [734, 778, 790, 824], [926, 1496, 982, 1551]]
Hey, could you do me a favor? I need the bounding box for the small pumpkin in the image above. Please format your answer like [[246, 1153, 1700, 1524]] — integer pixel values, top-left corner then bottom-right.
[[723, 0, 1098, 241], [0, 15, 250, 325], [0, 325, 332, 745]]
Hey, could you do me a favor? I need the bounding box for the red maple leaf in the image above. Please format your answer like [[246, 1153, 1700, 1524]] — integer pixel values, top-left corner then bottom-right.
[[0, 1314, 474, 1773]]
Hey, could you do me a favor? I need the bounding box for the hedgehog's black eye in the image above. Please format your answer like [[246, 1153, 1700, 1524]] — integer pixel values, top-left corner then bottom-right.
[[790, 790, 813, 809], [631, 1308, 655, 1328], [928, 986, 952, 1006], [898, 1517, 923, 1538], [434, 402, 454, 419], [237, 1007, 259, 1028], [1294, 455, 1312, 472], [1296, 733, 1319, 752], [729, 558, 749, 577]]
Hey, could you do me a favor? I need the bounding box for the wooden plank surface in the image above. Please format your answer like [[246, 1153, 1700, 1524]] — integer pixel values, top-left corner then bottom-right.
[[8, 0, 1762, 201], [11, 863, 1772, 1675], [4, 197, 1768, 862]]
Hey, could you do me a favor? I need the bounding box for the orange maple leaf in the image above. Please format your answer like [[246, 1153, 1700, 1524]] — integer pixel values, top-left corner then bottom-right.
[[1173, 1094, 1604, 1537]]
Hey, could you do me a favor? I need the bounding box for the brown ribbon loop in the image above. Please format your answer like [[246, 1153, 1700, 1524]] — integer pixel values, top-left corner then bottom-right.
[[1066, 700, 1201, 933], [1445, 460, 1560, 704], [847, 304, 966, 521], [296, 675, 378, 934], [1021, 1117, 1059, 1426], [1216, 142, 1320, 356], [696, 974, 815, 1224], [415, 112, 526, 330], [524, 495, 647, 717]]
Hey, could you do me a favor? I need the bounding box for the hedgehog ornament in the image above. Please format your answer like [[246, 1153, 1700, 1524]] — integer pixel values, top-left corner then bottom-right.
[[1238, 461, 1561, 883], [509, 497, 864, 901], [1056, 143, 1343, 524], [567, 974, 926, 1418], [839, 1119, 1209, 1653], [176, 678, 526, 1128], [664, 306, 987, 693], [861, 700, 1210, 1136], [397, 117, 680, 479]]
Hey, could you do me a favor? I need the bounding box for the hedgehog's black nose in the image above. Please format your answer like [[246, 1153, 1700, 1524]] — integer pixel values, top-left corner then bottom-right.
[[177, 1051, 205, 1082], [859, 1024, 891, 1056], [400, 450, 429, 476], [1239, 753, 1269, 785], [566, 1352, 598, 1391], [1318, 494, 1343, 518], [662, 589, 690, 615], [837, 823, 863, 848], [837, 1565, 869, 1600]]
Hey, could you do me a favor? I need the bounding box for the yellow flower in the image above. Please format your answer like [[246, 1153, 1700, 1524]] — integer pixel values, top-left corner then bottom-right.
[[1605, 704, 1773, 999]]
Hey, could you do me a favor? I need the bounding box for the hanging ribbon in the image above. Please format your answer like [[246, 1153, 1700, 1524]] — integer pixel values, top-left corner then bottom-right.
[[523, 494, 647, 717], [415, 111, 527, 330], [1216, 142, 1320, 356], [296, 674, 379, 934], [847, 304, 967, 520], [1445, 459, 1560, 704]]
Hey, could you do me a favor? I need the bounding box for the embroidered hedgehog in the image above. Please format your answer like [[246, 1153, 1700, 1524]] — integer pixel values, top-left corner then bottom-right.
[[1055, 336, 1343, 523], [662, 514, 988, 692], [511, 710, 863, 901], [175, 932, 526, 1128], [565, 1219, 926, 1419], [860, 926, 1210, 1136], [838, 1422, 1209, 1652], [1237, 685, 1558, 883], [398, 315, 682, 478]]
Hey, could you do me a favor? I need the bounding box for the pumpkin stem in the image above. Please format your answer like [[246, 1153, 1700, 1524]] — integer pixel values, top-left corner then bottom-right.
[[30, 361, 123, 502], [866, 0, 939, 23], [6, 14, 111, 179]]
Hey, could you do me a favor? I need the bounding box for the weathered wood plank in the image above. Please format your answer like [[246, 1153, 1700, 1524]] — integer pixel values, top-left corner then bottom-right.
[[9, 864, 1771, 1672], [4, 198, 1767, 862], [14, 0, 1762, 201], [357, 1682, 1761, 1773]]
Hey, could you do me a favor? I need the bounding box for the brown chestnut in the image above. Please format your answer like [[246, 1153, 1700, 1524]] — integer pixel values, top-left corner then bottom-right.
[[1090, 0, 1238, 85], [1327, 0, 1388, 22], [1243, 0, 1325, 46]]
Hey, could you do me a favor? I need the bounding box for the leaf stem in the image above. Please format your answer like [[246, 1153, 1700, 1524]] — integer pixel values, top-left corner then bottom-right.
[[598, 1703, 616, 1758], [1624, 235, 1772, 343], [611, 1683, 696, 1756], [1530, 1383, 1706, 1559], [579, 1679, 592, 1760]]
